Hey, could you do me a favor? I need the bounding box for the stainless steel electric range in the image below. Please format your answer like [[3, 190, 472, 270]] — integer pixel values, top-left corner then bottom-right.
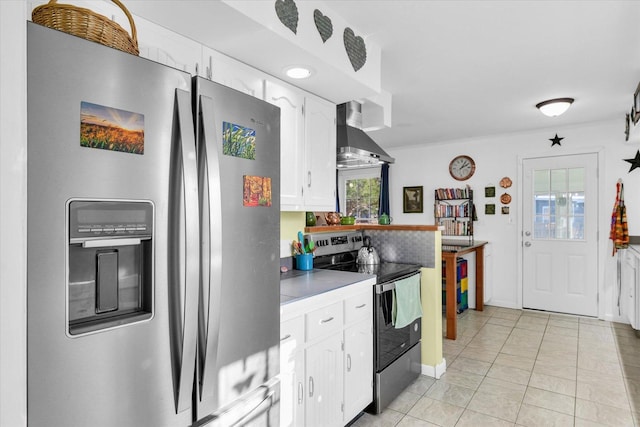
[[307, 230, 423, 414]]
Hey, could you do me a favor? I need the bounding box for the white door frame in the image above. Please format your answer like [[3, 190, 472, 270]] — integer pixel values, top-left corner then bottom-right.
[[517, 146, 606, 318]]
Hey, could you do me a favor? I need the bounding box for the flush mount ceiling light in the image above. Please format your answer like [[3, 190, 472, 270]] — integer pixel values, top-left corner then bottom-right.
[[284, 66, 313, 79], [536, 97, 574, 117]]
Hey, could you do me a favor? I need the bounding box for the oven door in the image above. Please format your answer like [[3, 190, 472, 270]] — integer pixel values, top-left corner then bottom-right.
[[374, 271, 421, 371]]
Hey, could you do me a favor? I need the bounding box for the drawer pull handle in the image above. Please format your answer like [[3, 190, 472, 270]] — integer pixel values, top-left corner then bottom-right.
[[355, 303, 366, 309], [309, 376, 314, 397], [320, 317, 334, 324], [347, 354, 352, 372], [297, 382, 304, 404], [280, 334, 291, 341]]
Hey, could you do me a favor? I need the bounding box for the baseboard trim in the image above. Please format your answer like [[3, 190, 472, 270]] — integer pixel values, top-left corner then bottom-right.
[[421, 358, 447, 379]]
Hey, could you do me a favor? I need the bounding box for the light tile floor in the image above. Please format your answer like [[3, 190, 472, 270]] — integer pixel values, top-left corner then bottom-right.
[[352, 305, 640, 426]]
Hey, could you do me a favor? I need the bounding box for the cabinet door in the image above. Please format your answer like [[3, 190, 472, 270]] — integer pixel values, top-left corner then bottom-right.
[[265, 81, 305, 209], [280, 318, 305, 427], [344, 318, 373, 423], [305, 334, 344, 427], [280, 345, 304, 427], [135, 14, 202, 76], [304, 96, 337, 211], [623, 251, 638, 329], [205, 47, 265, 98]]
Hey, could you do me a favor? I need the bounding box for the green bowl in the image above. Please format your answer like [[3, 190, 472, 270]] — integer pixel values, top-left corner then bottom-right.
[[340, 216, 355, 225]]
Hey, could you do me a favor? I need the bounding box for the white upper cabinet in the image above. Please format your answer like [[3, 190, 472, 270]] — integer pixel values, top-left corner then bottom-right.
[[267, 80, 337, 211], [133, 14, 202, 76], [265, 80, 305, 208], [303, 96, 337, 211], [204, 47, 265, 99]]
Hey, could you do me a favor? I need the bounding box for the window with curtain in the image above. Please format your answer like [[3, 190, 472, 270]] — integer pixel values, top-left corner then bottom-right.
[[337, 167, 381, 221]]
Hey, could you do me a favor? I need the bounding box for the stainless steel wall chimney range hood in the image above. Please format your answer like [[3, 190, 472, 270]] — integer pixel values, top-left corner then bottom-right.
[[336, 101, 395, 168]]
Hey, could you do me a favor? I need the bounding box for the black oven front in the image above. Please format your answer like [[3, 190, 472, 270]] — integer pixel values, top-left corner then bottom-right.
[[374, 270, 422, 371]]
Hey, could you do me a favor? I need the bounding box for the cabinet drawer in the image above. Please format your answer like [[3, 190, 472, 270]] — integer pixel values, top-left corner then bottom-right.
[[306, 302, 343, 342], [281, 316, 304, 346], [345, 291, 373, 324]]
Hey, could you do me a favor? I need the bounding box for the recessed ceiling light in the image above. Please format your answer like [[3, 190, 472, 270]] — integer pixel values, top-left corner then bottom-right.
[[284, 66, 313, 79], [536, 98, 574, 117]]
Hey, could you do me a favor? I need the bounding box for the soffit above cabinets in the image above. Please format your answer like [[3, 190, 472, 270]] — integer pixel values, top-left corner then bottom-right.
[[124, 0, 382, 104]]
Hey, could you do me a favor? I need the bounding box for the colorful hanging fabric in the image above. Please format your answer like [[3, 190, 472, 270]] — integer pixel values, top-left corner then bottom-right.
[[610, 180, 629, 255]]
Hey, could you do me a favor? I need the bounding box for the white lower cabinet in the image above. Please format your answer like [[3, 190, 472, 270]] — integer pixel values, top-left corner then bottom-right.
[[623, 249, 640, 329], [343, 318, 373, 422], [280, 318, 305, 427], [280, 280, 374, 427], [305, 334, 344, 426]]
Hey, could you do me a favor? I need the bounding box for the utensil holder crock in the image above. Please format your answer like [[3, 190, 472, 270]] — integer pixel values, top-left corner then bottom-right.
[[295, 253, 313, 271]]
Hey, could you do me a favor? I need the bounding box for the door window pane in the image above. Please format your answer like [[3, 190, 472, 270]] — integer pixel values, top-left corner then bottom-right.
[[533, 167, 585, 240]]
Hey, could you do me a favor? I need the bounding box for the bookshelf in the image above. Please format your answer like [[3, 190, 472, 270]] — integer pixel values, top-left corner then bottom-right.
[[434, 187, 474, 243]]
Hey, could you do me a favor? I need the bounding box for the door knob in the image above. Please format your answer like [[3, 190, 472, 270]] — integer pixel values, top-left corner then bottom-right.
[[525, 231, 531, 236], [524, 241, 532, 247]]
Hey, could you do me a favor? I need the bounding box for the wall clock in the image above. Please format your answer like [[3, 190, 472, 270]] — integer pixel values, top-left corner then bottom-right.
[[449, 155, 476, 181]]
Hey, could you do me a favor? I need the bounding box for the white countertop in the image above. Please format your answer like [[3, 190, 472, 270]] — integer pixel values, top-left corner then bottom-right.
[[280, 269, 376, 305]]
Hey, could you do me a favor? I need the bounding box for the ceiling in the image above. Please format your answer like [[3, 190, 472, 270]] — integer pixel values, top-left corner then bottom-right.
[[126, 1, 640, 150], [327, 1, 640, 149]]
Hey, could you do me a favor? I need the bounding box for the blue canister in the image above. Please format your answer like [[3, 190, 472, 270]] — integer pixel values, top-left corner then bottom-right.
[[295, 253, 313, 271]]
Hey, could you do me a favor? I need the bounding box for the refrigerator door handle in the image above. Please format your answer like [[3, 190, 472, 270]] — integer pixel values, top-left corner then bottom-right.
[[169, 88, 199, 413], [198, 94, 224, 400], [230, 387, 276, 427]]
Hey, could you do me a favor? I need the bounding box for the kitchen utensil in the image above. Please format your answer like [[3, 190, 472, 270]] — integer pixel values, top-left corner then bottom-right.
[[378, 214, 392, 225], [298, 231, 306, 253], [500, 177, 512, 188], [325, 212, 341, 225], [357, 235, 380, 265], [340, 216, 355, 225], [307, 239, 315, 253]]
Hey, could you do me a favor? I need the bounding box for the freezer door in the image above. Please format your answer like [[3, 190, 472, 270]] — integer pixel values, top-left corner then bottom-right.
[[27, 23, 197, 426], [193, 77, 281, 420]]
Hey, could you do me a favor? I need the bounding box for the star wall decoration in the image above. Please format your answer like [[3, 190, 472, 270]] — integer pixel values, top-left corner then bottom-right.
[[624, 150, 640, 173], [550, 134, 564, 147]]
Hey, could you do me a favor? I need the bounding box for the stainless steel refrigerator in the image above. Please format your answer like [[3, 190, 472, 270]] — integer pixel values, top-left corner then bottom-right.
[[27, 22, 281, 427]]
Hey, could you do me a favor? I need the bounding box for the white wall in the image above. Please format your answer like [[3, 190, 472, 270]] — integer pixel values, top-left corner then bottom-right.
[[387, 119, 639, 322]]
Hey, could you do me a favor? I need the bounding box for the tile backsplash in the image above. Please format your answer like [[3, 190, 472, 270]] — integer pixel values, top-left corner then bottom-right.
[[365, 229, 436, 268]]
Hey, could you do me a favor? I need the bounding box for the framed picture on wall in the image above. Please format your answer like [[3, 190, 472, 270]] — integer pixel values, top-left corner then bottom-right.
[[403, 186, 423, 213]]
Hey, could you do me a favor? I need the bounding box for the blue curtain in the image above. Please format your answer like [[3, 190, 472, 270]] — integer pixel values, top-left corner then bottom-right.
[[379, 163, 390, 216]]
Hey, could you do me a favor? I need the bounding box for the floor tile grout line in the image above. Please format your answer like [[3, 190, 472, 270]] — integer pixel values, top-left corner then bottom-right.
[[433, 308, 636, 426]]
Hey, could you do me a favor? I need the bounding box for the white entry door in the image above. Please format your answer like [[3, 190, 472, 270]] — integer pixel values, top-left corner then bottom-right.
[[522, 153, 598, 316]]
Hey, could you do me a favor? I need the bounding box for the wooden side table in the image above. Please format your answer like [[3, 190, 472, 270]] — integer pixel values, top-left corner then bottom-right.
[[442, 241, 487, 340]]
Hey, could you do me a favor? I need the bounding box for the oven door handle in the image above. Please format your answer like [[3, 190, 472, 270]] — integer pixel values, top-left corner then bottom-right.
[[375, 271, 421, 294], [376, 282, 396, 294]]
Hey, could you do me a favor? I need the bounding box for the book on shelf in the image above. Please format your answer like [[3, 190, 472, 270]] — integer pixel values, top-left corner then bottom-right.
[[438, 218, 471, 236], [435, 185, 472, 200], [435, 201, 470, 218]]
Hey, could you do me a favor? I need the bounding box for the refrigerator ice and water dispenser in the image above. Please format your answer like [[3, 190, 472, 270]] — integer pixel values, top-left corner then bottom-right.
[[67, 200, 154, 335]]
